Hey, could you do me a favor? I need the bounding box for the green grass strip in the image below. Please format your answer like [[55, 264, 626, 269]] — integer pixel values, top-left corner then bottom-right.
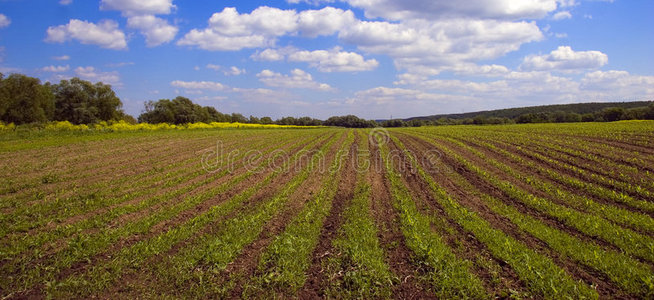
[[392, 134, 598, 299], [153, 131, 342, 298], [249, 129, 356, 294], [464, 137, 654, 233], [325, 130, 394, 299], [379, 134, 487, 299], [45, 132, 334, 298], [417, 133, 654, 263], [4, 135, 312, 295]]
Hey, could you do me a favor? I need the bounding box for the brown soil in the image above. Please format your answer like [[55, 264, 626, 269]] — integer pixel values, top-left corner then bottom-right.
[[363, 135, 435, 299], [391, 134, 528, 297], [298, 131, 360, 298], [226, 130, 349, 299], [399, 132, 628, 298], [13, 133, 332, 298]]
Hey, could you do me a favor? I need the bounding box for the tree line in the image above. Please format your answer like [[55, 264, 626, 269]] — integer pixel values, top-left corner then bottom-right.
[[0, 73, 133, 125], [2, 72, 653, 129]]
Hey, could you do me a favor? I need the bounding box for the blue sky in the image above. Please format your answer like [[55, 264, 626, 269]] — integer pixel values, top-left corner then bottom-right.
[[0, 0, 652, 119]]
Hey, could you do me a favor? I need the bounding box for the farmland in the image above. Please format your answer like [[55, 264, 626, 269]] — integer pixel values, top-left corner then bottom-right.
[[1, 121, 653, 299]]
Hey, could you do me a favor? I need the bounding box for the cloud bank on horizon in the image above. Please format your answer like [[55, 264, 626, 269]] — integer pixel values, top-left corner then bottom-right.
[[0, 0, 652, 119]]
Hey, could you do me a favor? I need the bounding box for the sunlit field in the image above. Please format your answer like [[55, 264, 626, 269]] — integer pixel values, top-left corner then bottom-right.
[[1, 121, 653, 298]]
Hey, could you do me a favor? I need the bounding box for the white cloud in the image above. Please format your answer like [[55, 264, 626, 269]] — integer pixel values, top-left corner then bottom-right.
[[251, 47, 294, 61], [178, 6, 354, 51], [297, 7, 356, 37], [170, 80, 227, 91], [59, 0, 73, 5], [557, 0, 577, 8], [100, 0, 175, 15], [552, 10, 572, 20], [106, 62, 134, 67], [42, 65, 70, 72], [581, 70, 654, 98], [257, 69, 333, 91], [520, 46, 608, 71], [340, 18, 543, 74], [53, 55, 71, 61], [332, 86, 479, 119], [45, 19, 127, 50], [126, 15, 178, 46], [206, 64, 221, 71], [100, 1, 178, 47], [203, 64, 244, 76], [178, 29, 268, 51], [75, 66, 121, 85], [254, 47, 378, 72], [287, 0, 335, 4], [342, 0, 558, 21], [225, 66, 246, 76], [0, 14, 11, 28], [288, 47, 379, 72], [354, 87, 451, 103], [196, 95, 228, 102]]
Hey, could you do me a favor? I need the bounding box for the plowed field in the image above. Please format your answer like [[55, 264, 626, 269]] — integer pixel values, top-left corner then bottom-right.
[[1, 121, 653, 299]]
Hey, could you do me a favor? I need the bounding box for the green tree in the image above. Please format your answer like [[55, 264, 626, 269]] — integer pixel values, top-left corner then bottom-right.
[[52, 77, 123, 124], [230, 113, 248, 123], [0, 73, 54, 124], [598, 107, 625, 122], [138, 97, 231, 124]]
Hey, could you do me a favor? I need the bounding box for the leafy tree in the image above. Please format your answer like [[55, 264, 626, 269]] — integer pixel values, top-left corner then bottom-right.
[[205, 106, 230, 122], [260, 116, 273, 124], [645, 104, 654, 120], [138, 97, 236, 124], [230, 113, 248, 123], [249, 115, 261, 124], [324, 115, 376, 128], [598, 107, 625, 122], [52, 77, 123, 124], [0, 73, 54, 124], [381, 119, 406, 127]]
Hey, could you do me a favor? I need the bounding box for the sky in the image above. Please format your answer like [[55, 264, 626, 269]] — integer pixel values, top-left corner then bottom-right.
[[0, 0, 653, 120]]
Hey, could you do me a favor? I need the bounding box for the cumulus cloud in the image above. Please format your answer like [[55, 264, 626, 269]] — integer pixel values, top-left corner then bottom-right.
[[178, 6, 354, 51], [0, 14, 11, 28], [520, 46, 608, 71], [42, 65, 70, 72], [206, 64, 221, 71], [251, 47, 295, 61], [257, 69, 333, 91], [581, 70, 654, 96], [225, 66, 246, 76], [52, 55, 71, 61], [288, 48, 379, 72], [170, 80, 227, 90], [100, 0, 178, 47], [254, 47, 378, 72], [340, 18, 543, 74], [297, 7, 356, 37], [354, 87, 452, 103], [45, 19, 127, 50], [59, 0, 73, 5], [552, 10, 572, 20], [75, 66, 121, 85], [342, 0, 558, 21], [127, 15, 178, 46], [100, 0, 175, 15]]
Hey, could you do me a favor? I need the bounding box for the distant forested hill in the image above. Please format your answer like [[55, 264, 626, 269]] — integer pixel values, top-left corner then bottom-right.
[[407, 101, 654, 121]]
